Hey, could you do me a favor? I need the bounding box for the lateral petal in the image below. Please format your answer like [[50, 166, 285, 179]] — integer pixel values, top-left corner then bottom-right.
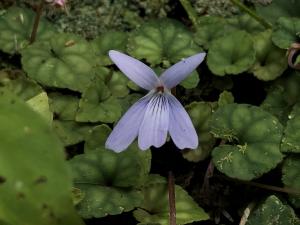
[[159, 53, 206, 89], [138, 94, 169, 150], [167, 94, 198, 149], [109, 50, 159, 90], [105, 95, 151, 152]]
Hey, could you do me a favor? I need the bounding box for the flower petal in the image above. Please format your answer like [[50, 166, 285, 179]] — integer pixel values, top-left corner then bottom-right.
[[159, 53, 206, 89], [109, 50, 159, 90], [105, 95, 151, 152], [138, 94, 169, 150], [167, 94, 198, 149]]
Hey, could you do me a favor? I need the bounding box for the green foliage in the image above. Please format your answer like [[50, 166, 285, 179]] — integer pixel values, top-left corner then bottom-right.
[[207, 30, 256, 76], [91, 31, 128, 66], [272, 17, 300, 49], [128, 19, 201, 88], [218, 90, 234, 107], [0, 7, 55, 54], [256, 0, 300, 24], [183, 101, 217, 162], [22, 33, 97, 92], [133, 175, 209, 225], [210, 104, 284, 180], [226, 14, 264, 34], [282, 156, 300, 208], [106, 72, 130, 97], [0, 92, 83, 225], [69, 145, 151, 218], [84, 124, 111, 152], [246, 195, 300, 225], [251, 30, 287, 81], [76, 79, 122, 123]]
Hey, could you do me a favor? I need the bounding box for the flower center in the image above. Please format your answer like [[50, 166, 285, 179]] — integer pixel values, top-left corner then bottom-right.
[[156, 86, 164, 93]]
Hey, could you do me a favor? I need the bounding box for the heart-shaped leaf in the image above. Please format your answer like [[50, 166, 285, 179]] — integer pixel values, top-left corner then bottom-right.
[[227, 14, 264, 34], [251, 30, 287, 81], [69, 145, 151, 218], [76, 79, 122, 123], [210, 104, 284, 180], [207, 30, 256, 76], [0, 7, 55, 54], [0, 91, 84, 225], [84, 124, 111, 152], [133, 175, 209, 225], [22, 33, 97, 92]]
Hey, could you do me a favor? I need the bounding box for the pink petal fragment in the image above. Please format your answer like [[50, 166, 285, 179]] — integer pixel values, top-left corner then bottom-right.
[[138, 94, 169, 150], [109, 50, 159, 90], [167, 94, 198, 149], [105, 95, 151, 152], [159, 53, 206, 89]]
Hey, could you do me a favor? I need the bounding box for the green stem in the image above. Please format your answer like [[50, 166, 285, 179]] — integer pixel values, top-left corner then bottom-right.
[[230, 0, 272, 29], [178, 0, 198, 27], [29, 0, 45, 44]]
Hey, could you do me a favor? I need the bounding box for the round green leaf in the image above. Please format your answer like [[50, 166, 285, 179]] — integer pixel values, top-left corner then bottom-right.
[[251, 30, 287, 81], [76, 80, 122, 123], [194, 16, 228, 50], [49, 93, 79, 121], [22, 33, 97, 92], [210, 104, 284, 180], [282, 156, 300, 208], [207, 30, 256, 76], [281, 103, 300, 153], [0, 91, 84, 225], [84, 124, 111, 152], [133, 175, 209, 225], [91, 31, 127, 66], [52, 120, 92, 146], [128, 19, 201, 65], [69, 145, 151, 218], [179, 70, 200, 89], [107, 72, 130, 98], [272, 17, 300, 49], [247, 195, 300, 225], [0, 7, 55, 54], [183, 101, 217, 162]]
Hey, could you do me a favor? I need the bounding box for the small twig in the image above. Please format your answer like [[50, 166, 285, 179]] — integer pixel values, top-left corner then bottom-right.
[[239, 202, 256, 225], [178, 0, 198, 28], [168, 171, 176, 225], [29, 0, 45, 44], [229, 0, 272, 29]]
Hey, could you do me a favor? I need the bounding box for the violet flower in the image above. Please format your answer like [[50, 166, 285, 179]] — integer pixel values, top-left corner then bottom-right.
[[105, 50, 206, 152], [45, 0, 66, 8]]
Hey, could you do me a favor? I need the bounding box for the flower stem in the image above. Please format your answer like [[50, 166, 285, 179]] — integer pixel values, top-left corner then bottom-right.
[[229, 0, 272, 29], [178, 0, 198, 27], [29, 0, 45, 44], [168, 171, 176, 225]]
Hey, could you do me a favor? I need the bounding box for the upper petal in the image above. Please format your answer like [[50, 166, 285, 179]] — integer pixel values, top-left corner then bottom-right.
[[105, 95, 151, 152], [167, 94, 198, 149], [138, 94, 169, 150], [109, 50, 159, 90], [159, 53, 206, 89]]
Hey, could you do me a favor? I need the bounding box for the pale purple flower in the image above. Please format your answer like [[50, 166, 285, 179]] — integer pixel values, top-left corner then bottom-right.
[[45, 0, 67, 8], [105, 50, 206, 152]]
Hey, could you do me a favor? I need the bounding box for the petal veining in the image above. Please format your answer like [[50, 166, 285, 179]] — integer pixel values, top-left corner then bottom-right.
[[109, 50, 159, 90], [105, 95, 151, 152], [138, 94, 169, 150], [167, 94, 198, 149], [159, 52, 206, 89]]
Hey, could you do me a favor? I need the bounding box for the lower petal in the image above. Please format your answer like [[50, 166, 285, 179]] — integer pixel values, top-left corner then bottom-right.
[[105, 95, 151, 152], [167, 94, 198, 149], [138, 94, 169, 150]]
